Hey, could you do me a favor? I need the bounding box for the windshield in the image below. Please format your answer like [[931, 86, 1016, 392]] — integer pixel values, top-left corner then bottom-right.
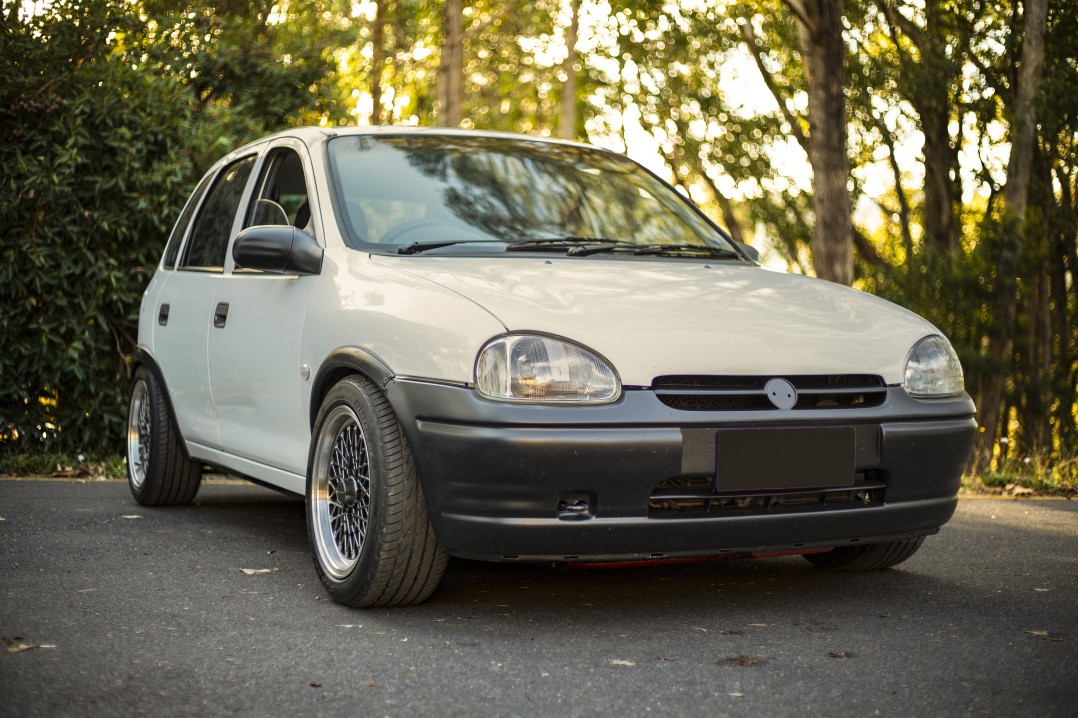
[[326, 134, 736, 253]]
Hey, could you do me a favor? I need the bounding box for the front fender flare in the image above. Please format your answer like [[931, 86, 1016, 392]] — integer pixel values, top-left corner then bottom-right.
[[308, 347, 396, 429]]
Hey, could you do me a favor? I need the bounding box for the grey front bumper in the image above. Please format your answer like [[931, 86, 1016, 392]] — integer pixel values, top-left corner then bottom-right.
[[386, 379, 976, 562]]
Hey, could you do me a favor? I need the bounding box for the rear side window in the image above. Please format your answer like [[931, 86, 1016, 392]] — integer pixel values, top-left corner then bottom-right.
[[180, 155, 256, 271], [162, 172, 214, 269]]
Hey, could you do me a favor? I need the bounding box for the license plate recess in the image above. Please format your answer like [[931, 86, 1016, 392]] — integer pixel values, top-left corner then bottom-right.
[[715, 426, 855, 493]]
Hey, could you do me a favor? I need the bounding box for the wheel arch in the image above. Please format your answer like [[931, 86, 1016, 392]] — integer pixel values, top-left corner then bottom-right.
[[309, 347, 396, 429], [131, 346, 186, 444]]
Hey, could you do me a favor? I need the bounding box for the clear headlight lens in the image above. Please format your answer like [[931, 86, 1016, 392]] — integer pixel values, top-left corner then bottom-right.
[[904, 335, 964, 397], [475, 334, 620, 403]]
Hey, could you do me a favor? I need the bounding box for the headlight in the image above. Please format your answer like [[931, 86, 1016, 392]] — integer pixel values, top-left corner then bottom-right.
[[904, 335, 964, 397], [475, 334, 620, 403]]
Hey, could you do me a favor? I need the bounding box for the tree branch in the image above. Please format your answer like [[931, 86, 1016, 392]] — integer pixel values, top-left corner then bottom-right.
[[852, 227, 892, 269], [738, 20, 809, 153], [871, 0, 925, 51], [781, 0, 811, 31], [465, 6, 511, 38]]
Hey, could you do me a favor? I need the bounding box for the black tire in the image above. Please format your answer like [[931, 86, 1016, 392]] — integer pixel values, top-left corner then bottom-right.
[[126, 366, 202, 506], [306, 376, 447, 607], [803, 536, 925, 571]]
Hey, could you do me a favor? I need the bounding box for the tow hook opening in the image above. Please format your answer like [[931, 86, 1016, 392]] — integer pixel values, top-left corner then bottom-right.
[[557, 492, 596, 521]]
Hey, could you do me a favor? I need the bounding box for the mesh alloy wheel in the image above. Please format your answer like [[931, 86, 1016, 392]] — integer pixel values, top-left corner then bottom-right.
[[310, 405, 370, 580]]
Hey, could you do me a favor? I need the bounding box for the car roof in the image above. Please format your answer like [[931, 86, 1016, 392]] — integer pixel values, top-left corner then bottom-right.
[[231, 125, 605, 155]]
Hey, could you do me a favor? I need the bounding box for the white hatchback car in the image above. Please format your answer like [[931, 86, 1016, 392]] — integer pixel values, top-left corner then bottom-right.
[[127, 127, 976, 607]]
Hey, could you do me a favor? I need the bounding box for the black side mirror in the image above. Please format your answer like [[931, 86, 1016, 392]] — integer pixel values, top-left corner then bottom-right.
[[233, 226, 323, 275], [736, 241, 760, 262]]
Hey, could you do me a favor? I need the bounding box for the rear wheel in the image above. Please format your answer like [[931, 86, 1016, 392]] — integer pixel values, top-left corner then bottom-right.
[[803, 536, 925, 571], [307, 376, 446, 607], [126, 366, 202, 506]]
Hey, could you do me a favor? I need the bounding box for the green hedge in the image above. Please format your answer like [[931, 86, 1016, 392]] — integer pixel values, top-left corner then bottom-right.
[[0, 2, 206, 454]]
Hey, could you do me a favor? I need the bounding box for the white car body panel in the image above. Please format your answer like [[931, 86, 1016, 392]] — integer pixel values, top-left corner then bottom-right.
[[208, 273, 318, 475], [300, 248, 507, 386], [371, 255, 938, 386], [150, 270, 222, 446]]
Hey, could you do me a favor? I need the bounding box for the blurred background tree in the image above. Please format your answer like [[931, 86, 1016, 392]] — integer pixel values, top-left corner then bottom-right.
[[1, 0, 1074, 484]]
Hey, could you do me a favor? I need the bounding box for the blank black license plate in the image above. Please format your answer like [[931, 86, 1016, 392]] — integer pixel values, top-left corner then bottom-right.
[[715, 426, 855, 493]]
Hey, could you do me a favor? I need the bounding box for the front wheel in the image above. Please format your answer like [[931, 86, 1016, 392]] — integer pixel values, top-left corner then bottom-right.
[[126, 366, 201, 506], [307, 376, 446, 607], [802, 536, 925, 571]]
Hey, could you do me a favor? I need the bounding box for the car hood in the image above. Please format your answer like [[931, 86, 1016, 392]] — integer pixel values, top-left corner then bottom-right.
[[373, 255, 938, 386]]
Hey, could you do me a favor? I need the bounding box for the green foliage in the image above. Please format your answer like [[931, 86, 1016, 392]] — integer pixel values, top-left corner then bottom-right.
[[0, 0, 195, 453], [0, 0, 340, 456], [967, 453, 1078, 497], [0, 450, 126, 479]]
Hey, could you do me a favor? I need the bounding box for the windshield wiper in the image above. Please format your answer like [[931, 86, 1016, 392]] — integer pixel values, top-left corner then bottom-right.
[[630, 243, 743, 259], [505, 236, 637, 252], [397, 240, 473, 255]]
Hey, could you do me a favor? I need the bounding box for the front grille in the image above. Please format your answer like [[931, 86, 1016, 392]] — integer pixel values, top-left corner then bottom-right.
[[648, 473, 886, 518], [652, 374, 887, 411]]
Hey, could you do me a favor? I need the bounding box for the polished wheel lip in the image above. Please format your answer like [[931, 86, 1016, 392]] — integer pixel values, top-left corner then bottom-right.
[[311, 405, 371, 580], [127, 379, 151, 490]]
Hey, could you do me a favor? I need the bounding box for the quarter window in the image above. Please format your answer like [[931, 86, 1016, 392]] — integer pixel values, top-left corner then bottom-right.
[[245, 148, 312, 231], [180, 155, 256, 271]]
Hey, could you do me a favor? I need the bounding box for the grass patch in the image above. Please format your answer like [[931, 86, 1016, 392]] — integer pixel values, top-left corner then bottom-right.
[[963, 454, 1078, 497], [0, 452, 126, 479]]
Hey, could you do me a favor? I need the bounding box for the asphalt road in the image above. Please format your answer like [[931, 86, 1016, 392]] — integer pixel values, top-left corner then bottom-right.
[[1, 478, 1075, 717]]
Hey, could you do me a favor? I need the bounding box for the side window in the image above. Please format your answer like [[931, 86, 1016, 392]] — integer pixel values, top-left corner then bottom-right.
[[245, 148, 312, 231], [180, 155, 256, 271], [162, 171, 213, 269]]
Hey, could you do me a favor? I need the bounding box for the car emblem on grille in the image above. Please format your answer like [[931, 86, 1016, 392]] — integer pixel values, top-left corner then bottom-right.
[[765, 378, 797, 410]]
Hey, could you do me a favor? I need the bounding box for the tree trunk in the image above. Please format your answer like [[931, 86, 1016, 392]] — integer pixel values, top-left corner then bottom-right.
[[921, 108, 960, 254], [437, 0, 464, 127], [1050, 160, 1077, 451], [970, 0, 1048, 474], [560, 0, 580, 140], [786, 0, 853, 285]]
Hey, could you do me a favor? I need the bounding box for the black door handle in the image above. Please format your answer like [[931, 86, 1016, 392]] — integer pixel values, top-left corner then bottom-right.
[[158, 303, 170, 326], [213, 302, 229, 328]]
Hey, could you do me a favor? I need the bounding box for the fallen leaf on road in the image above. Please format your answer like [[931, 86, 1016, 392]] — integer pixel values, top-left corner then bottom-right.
[[655, 656, 679, 662], [309, 682, 322, 688], [7, 643, 57, 653], [120, 515, 143, 519], [828, 651, 857, 659], [1032, 588, 1050, 592], [608, 659, 637, 667], [748, 623, 768, 627], [1026, 630, 1064, 642], [692, 627, 708, 633], [239, 568, 278, 575], [338, 624, 363, 629], [720, 629, 745, 636], [718, 656, 761, 666], [728, 692, 745, 698]]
